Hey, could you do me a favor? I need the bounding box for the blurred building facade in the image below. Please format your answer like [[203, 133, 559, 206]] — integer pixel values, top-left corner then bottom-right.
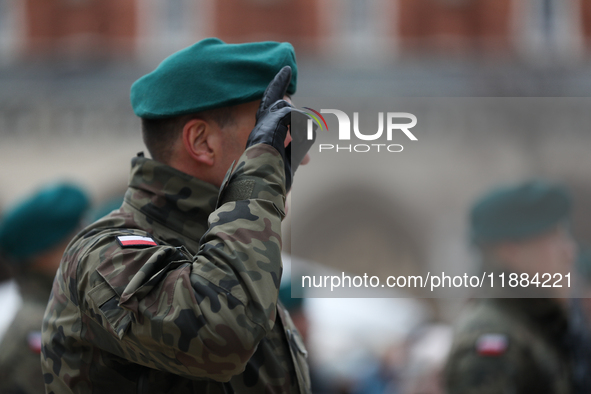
[[1, 0, 591, 63]]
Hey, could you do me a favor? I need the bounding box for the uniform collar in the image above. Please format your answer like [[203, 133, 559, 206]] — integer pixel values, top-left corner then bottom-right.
[[495, 297, 570, 350], [125, 156, 219, 243]]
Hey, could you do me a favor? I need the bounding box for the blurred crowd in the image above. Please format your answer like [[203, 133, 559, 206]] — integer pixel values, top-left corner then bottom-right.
[[1, 177, 591, 393]]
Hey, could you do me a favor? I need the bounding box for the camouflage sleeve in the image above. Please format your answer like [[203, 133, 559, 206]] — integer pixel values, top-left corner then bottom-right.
[[443, 332, 558, 394], [73, 144, 286, 382]]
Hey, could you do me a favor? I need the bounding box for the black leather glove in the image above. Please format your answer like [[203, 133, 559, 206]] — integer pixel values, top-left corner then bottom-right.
[[245, 66, 316, 192]]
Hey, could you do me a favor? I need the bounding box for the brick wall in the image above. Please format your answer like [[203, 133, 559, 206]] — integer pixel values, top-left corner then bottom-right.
[[581, 0, 591, 48], [213, 0, 320, 52], [397, 0, 512, 55], [24, 0, 137, 58]]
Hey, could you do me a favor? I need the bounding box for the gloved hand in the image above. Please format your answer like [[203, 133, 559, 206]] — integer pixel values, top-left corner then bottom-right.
[[246, 66, 316, 192]]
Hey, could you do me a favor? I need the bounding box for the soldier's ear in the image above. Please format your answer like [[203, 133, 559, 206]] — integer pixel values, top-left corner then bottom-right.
[[182, 119, 215, 166]]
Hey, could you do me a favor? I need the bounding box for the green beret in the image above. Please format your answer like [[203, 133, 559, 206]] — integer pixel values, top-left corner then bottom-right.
[[0, 183, 90, 262], [131, 38, 297, 119], [470, 180, 571, 245]]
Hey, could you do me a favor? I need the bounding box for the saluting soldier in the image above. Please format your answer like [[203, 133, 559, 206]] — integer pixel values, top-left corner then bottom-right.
[[41, 38, 314, 394], [0, 183, 90, 394], [444, 180, 586, 394]]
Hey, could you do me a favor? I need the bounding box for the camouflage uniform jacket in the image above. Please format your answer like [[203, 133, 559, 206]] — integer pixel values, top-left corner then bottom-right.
[[444, 298, 573, 394], [0, 272, 53, 394], [41, 144, 311, 394]]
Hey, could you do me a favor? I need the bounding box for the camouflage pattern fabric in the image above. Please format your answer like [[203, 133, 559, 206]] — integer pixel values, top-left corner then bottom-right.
[[0, 272, 53, 394], [41, 144, 311, 394], [568, 298, 591, 394], [444, 298, 572, 394]]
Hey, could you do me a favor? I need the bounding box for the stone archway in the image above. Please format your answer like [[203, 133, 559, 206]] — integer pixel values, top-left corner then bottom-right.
[[287, 185, 425, 296]]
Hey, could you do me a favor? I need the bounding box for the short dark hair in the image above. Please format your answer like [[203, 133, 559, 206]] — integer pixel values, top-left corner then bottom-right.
[[141, 106, 235, 163]]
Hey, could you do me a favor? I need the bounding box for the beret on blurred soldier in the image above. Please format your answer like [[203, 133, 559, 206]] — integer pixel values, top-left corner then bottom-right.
[[0, 183, 90, 263], [470, 180, 571, 245], [131, 38, 298, 119]]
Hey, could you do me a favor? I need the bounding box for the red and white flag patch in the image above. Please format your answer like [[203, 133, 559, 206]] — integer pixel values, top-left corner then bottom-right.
[[476, 333, 508, 356], [117, 235, 158, 248]]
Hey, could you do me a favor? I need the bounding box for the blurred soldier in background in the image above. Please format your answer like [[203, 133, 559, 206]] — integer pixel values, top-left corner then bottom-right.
[[0, 183, 90, 394], [444, 180, 587, 394], [42, 38, 314, 393]]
